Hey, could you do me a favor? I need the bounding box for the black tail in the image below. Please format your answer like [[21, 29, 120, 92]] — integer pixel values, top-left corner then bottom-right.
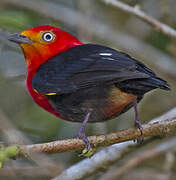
[[133, 76, 170, 93], [135, 61, 170, 91], [116, 76, 170, 96], [149, 76, 170, 90]]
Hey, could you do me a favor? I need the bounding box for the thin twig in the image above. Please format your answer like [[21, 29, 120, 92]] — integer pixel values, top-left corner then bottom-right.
[[102, 137, 176, 180], [103, 0, 176, 38], [18, 107, 176, 156]]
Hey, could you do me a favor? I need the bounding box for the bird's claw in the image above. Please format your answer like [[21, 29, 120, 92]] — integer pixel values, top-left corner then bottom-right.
[[75, 132, 95, 157], [78, 147, 95, 158], [134, 120, 144, 144]]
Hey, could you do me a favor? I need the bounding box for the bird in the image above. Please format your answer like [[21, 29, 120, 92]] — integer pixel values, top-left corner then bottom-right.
[[8, 25, 170, 152]]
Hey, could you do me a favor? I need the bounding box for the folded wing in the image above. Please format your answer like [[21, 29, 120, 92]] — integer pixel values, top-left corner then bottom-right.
[[31, 44, 160, 95]]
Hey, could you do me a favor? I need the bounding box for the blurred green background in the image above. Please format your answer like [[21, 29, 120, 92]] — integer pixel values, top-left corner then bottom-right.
[[0, 0, 176, 179]]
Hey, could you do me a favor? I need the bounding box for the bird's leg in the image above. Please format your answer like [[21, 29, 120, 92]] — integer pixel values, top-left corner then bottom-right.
[[133, 98, 144, 143], [75, 112, 91, 151]]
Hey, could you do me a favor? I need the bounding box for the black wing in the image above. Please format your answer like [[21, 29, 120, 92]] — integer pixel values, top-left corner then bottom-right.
[[32, 44, 166, 95]]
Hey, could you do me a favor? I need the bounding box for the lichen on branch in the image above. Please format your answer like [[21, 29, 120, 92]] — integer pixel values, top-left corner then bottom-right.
[[0, 146, 19, 168]]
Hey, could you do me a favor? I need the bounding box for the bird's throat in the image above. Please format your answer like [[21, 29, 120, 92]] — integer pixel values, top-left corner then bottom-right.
[[20, 43, 50, 73]]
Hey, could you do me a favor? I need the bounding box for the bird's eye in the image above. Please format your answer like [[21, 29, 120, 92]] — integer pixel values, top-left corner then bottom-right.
[[42, 32, 54, 42]]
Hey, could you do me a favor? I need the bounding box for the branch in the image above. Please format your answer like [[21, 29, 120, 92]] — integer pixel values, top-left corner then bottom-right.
[[51, 141, 135, 180], [102, 137, 176, 180], [18, 107, 176, 156], [52, 137, 176, 180], [49, 108, 176, 180], [103, 0, 176, 38]]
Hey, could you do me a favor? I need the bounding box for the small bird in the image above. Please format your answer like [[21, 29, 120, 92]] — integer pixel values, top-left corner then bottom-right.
[[9, 25, 170, 151]]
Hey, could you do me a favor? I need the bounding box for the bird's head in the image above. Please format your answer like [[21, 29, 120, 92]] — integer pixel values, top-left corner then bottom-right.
[[9, 25, 82, 71]]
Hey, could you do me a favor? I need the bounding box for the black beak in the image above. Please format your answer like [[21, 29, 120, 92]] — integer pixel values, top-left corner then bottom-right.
[[8, 34, 32, 44]]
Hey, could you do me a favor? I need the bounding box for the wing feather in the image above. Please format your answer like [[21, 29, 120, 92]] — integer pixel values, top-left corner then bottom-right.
[[32, 44, 149, 94]]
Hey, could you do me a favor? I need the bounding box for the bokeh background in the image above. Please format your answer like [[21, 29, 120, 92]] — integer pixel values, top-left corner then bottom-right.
[[0, 0, 176, 179]]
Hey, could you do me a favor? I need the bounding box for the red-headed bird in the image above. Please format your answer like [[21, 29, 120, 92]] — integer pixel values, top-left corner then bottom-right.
[[9, 25, 170, 151]]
